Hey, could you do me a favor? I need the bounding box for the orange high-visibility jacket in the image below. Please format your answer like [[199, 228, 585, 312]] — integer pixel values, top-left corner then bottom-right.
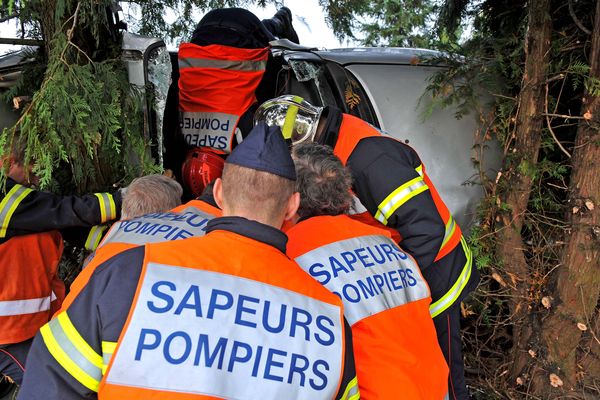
[[330, 113, 474, 319], [0, 231, 64, 344], [178, 43, 269, 153], [61, 200, 221, 313], [287, 215, 449, 400], [334, 114, 462, 261], [98, 227, 357, 399]]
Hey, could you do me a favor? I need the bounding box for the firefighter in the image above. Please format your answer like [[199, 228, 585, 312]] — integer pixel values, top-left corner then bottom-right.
[[73, 173, 186, 253], [18, 123, 358, 400], [60, 175, 221, 313], [287, 143, 449, 399], [256, 95, 476, 400], [0, 141, 122, 387], [172, 7, 299, 196], [0, 142, 121, 240], [120, 174, 183, 220]]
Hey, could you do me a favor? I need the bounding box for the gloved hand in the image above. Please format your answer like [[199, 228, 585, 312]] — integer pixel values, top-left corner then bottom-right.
[[271, 7, 300, 44]]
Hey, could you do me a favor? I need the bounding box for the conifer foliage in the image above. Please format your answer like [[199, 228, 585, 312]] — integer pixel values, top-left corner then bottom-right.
[[0, 0, 158, 192]]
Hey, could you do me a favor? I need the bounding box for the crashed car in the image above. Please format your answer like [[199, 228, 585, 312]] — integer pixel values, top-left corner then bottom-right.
[[159, 39, 500, 230], [0, 34, 500, 230]]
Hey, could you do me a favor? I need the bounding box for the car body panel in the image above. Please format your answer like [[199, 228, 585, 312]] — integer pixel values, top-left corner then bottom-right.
[[317, 46, 443, 65], [278, 47, 501, 230], [345, 62, 499, 229]]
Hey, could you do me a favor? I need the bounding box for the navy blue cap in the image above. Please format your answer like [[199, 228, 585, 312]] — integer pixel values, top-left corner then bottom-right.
[[226, 122, 296, 180]]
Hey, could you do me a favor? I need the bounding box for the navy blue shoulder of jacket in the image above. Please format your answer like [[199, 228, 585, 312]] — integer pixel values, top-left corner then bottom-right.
[[112, 188, 123, 210], [91, 245, 145, 282], [348, 135, 422, 171], [206, 216, 288, 254], [70, 246, 145, 341]]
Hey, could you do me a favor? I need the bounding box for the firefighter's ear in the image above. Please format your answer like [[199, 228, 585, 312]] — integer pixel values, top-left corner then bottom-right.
[[283, 191, 300, 221], [213, 178, 224, 209]]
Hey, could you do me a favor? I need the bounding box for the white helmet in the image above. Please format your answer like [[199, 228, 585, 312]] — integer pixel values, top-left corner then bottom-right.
[[254, 95, 324, 145]]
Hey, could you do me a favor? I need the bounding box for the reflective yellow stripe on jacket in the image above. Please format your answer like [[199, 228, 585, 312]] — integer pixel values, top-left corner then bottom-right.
[[415, 164, 424, 177], [84, 225, 108, 251], [0, 184, 33, 238], [40, 312, 103, 391], [101, 341, 117, 374], [440, 216, 457, 253], [375, 164, 470, 317], [415, 163, 459, 254], [374, 176, 429, 225], [339, 376, 360, 400], [94, 193, 116, 223], [429, 237, 473, 318]]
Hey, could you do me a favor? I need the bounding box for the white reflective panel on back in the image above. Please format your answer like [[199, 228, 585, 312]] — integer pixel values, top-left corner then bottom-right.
[[294, 234, 430, 326], [0, 293, 54, 316], [180, 111, 238, 152], [100, 207, 214, 247], [106, 263, 343, 399]]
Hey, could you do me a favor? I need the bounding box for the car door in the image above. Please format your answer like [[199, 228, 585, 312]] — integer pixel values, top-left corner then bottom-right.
[[122, 32, 171, 167]]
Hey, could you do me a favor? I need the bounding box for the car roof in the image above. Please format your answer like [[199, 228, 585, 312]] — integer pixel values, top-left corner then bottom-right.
[[267, 40, 447, 66], [313, 47, 446, 66], [0, 50, 35, 71]]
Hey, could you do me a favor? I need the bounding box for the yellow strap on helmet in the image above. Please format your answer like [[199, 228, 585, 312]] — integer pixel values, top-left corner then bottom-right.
[[281, 96, 304, 139]]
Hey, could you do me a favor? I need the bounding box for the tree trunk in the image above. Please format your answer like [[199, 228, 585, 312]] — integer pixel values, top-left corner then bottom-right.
[[28, 0, 59, 58], [539, 0, 600, 396], [494, 0, 552, 384]]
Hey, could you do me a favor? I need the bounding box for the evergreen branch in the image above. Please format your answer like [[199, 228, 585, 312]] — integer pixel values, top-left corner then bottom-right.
[[568, 0, 592, 35], [67, 41, 93, 64], [60, 2, 93, 65], [544, 83, 571, 158], [546, 74, 565, 83], [66, 2, 81, 42], [491, 93, 517, 101], [541, 113, 587, 120], [2, 1, 158, 192], [553, 72, 568, 115]]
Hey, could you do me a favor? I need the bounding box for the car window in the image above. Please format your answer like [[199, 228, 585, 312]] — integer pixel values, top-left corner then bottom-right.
[[275, 56, 379, 128], [322, 61, 379, 127]]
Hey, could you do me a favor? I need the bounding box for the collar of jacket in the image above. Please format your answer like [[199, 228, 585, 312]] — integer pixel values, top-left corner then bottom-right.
[[4, 176, 17, 190], [317, 106, 343, 148], [196, 184, 219, 208], [205, 216, 288, 253]]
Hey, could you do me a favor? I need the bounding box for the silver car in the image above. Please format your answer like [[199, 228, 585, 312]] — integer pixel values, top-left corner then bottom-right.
[[257, 41, 500, 230], [0, 36, 500, 230]]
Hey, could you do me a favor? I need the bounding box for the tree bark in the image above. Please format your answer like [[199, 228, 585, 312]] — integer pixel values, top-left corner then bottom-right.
[[494, 0, 552, 384], [539, 0, 600, 395], [28, 0, 58, 58]]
